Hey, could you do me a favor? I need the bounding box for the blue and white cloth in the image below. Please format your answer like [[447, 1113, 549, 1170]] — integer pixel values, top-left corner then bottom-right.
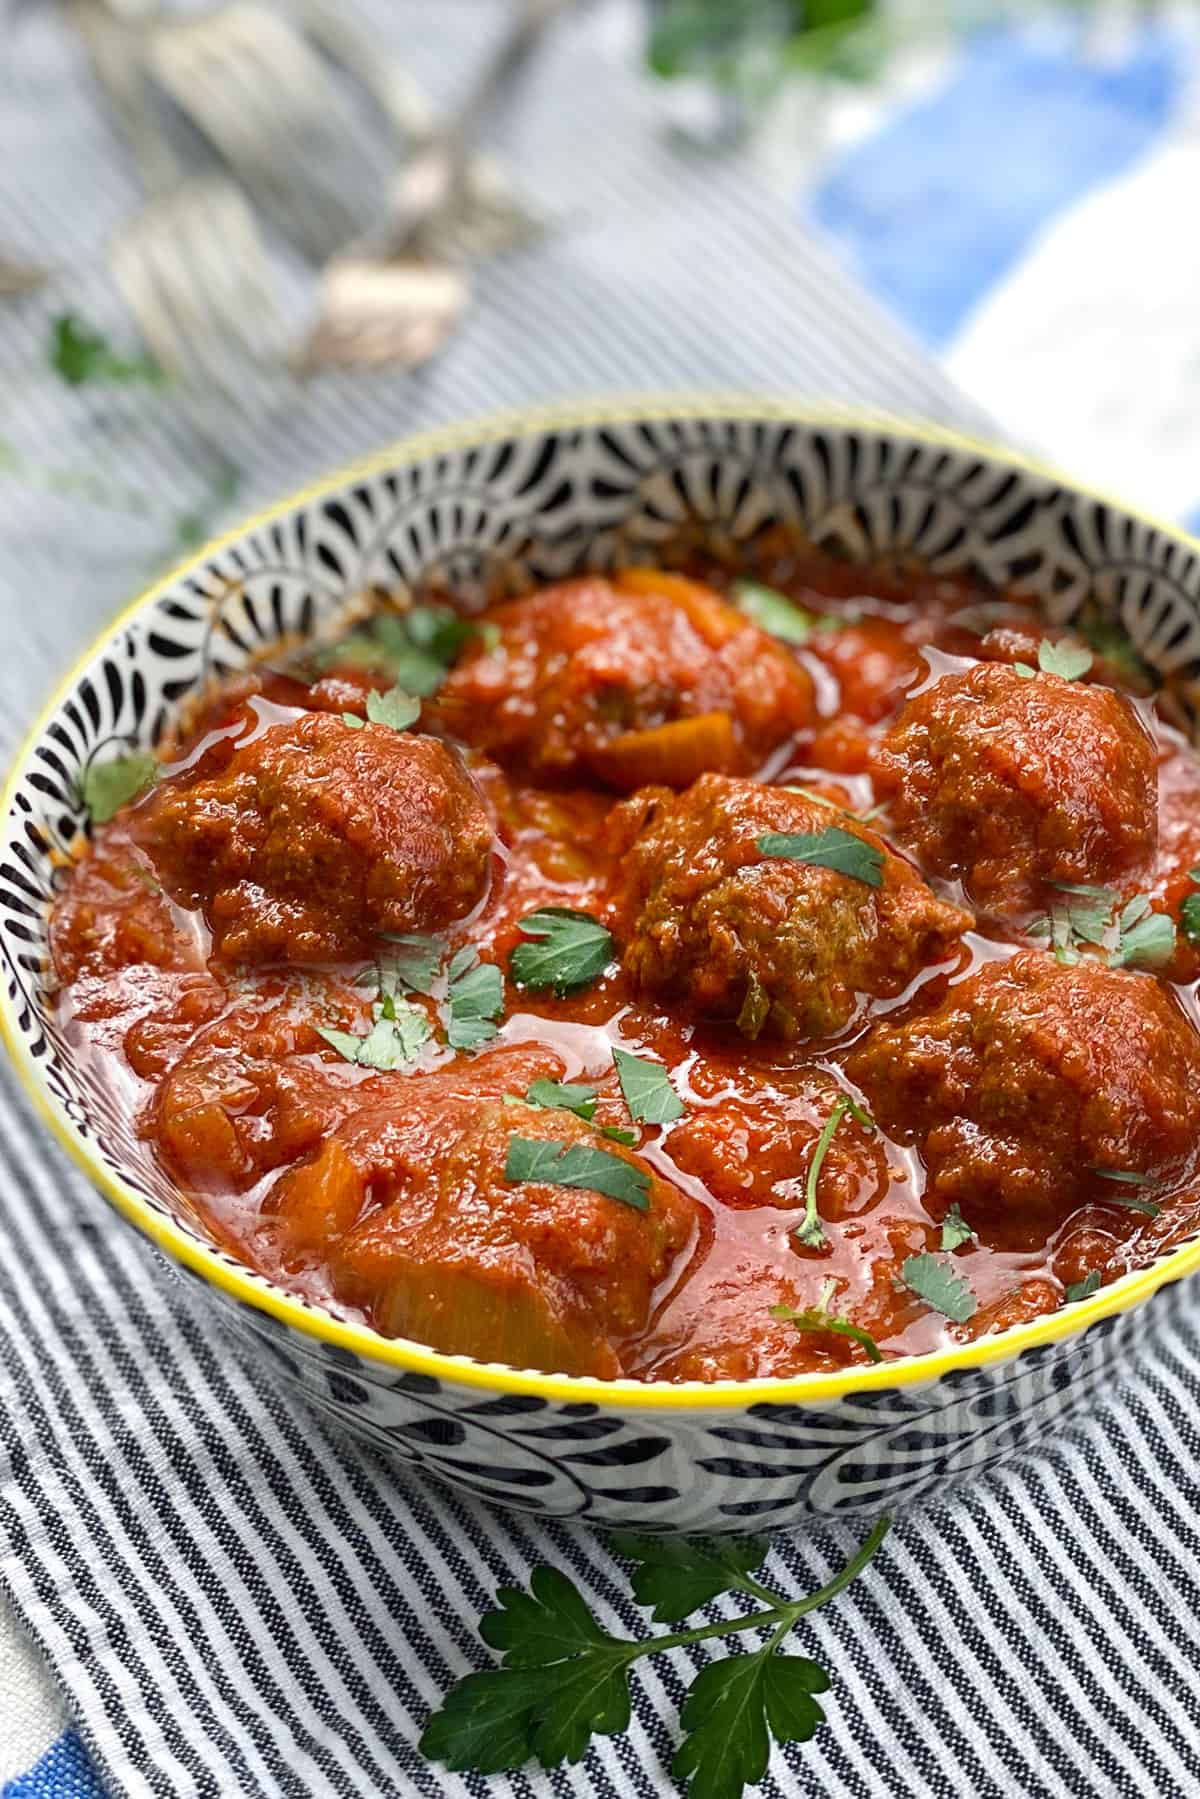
[[4, 5, 1200, 1795]]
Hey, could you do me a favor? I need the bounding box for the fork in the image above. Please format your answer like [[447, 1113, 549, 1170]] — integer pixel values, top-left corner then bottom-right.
[[297, 0, 572, 372], [144, 2, 390, 266], [68, 0, 287, 414]]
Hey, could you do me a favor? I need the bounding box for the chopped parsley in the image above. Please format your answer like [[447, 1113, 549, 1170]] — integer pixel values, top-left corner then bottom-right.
[[318, 990, 430, 1069], [772, 1282, 883, 1363], [900, 1252, 977, 1324], [445, 948, 504, 1048], [79, 749, 159, 825], [346, 685, 421, 732], [525, 1079, 600, 1120], [939, 1204, 975, 1253], [793, 1095, 874, 1250], [1030, 882, 1175, 971], [509, 908, 613, 994], [757, 826, 884, 889], [50, 312, 163, 387], [731, 579, 829, 645], [612, 1046, 685, 1125], [737, 971, 770, 1040], [420, 1520, 891, 1793], [1064, 1270, 1102, 1303], [322, 604, 478, 695], [1180, 869, 1200, 947], [503, 1136, 650, 1211], [1091, 1168, 1161, 1217], [1014, 639, 1093, 681], [378, 933, 446, 997]]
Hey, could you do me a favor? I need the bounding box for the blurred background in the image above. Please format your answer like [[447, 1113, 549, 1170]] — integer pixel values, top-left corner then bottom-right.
[[2, 0, 1199, 708]]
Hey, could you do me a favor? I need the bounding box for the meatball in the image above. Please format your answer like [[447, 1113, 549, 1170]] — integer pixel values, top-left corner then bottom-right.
[[874, 661, 1157, 913], [435, 571, 815, 789], [845, 950, 1200, 1243], [608, 775, 970, 1041], [138, 711, 493, 962], [271, 1050, 698, 1376]]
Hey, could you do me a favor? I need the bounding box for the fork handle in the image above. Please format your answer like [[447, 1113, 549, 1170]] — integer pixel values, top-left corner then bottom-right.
[[381, 0, 572, 256], [67, 0, 180, 197]]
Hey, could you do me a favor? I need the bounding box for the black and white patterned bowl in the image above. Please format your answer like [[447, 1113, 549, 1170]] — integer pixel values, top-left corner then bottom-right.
[[5, 398, 1200, 1532]]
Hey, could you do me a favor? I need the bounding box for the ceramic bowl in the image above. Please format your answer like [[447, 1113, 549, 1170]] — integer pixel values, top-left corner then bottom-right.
[[5, 398, 1200, 1532]]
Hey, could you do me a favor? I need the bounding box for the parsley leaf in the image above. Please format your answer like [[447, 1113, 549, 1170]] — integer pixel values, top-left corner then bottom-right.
[[504, 1136, 650, 1211], [1180, 869, 1200, 947], [323, 605, 477, 695], [525, 1078, 599, 1120], [612, 1046, 685, 1124], [900, 1252, 977, 1324], [446, 950, 504, 1049], [758, 827, 884, 888], [79, 749, 158, 824], [510, 908, 614, 994], [1029, 881, 1117, 964], [317, 992, 430, 1069], [939, 1204, 975, 1252], [1109, 903, 1176, 971], [50, 312, 163, 387], [1091, 1167, 1161, 1217], [772, 1282, 883, 1363], [379, 933, 446, 997], [608, 1535, 770, 1624], [1036, 638, 1093, 681], [1065, 1270, 1101, 1303], [732, 579, 827, 645], [365, 685, 421, 732], [793, 1095, 874, 1249], [422, 1520, 890, 1795]]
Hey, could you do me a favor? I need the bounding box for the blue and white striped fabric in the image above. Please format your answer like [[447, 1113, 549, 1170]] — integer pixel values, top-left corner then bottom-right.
[[4, 5, 1200, 1796]]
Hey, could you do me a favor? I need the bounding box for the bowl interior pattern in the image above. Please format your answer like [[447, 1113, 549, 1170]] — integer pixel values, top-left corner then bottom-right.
[[5, 403, 1200, 1526]]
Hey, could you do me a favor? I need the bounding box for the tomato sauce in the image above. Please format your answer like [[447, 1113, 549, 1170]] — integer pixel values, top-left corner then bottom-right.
[[47, 549, 1200, 1381]]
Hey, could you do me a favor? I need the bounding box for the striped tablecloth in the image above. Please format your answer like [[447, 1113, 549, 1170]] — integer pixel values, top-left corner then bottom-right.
[[2, 5, 1200, 1795]]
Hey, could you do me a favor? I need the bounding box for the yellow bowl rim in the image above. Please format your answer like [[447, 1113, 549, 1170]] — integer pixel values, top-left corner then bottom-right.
[[4, 391, 1199, 1412]]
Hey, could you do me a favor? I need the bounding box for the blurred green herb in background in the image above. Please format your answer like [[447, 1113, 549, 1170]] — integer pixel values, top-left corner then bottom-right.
[[49, 311, 164, 387], [646, 0, 1168, 109]]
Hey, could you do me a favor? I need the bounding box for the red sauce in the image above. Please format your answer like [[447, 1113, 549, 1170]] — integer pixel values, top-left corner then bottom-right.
[[47, 553, 1200, 1381]]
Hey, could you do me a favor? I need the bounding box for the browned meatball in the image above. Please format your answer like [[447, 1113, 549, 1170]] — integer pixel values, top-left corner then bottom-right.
[[874, 661, 1157, 913], [608, 775, 970, 1041], [263, 1048, 698, 1377], [845, 950, 1200, 1244], [138, 711, 494, 962], [435, 570, 815, 789]]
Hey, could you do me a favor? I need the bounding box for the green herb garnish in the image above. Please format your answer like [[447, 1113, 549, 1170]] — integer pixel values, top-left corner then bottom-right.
[[732, 579, 828, 645], [772, 1281, 883, 1363], [757, 826, 884, 889], [793, 1095, 874, 1250], [367, 685, 422, 731], [736, 971, 770, 1040], [378, 933, 446, 998], [50, 312, 163, 387], [445, 948, 504, 1049], [323, 605, 476, 695], [1091, 1168, 1161, 1217], [1108, 894, 1176, 971], [510, 908, 614, 994], [900, 1252, 977, 1324], [1065, 1270, 1102, 1303], [420, 1519, 890, 1793], [318, 991, 430, 1070], [525, 1079, 600, 1120], [504, 1136, 650, 1211], [79, 750, 158, 824], [612, 1046, 685, 1125], [939, 1204, 974, 1253], [1015, 639, 1094, 682], [1180, 869, 1200, 948]]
